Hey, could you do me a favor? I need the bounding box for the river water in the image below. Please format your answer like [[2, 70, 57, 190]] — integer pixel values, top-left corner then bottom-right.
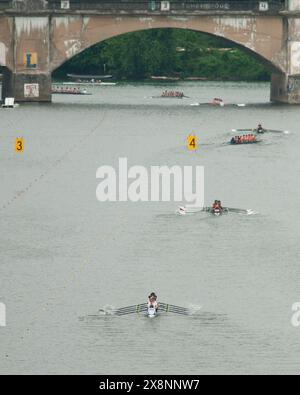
[[0, 81, 300, 374]]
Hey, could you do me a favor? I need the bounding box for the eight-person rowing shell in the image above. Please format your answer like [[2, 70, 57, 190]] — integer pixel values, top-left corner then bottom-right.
[[177, 202, 255, 216], [230, 134, 259, 145]]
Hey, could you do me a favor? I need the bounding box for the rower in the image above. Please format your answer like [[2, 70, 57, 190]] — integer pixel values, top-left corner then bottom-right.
[[212, 200, 222, 209], [212, 200, 223, 214], [217, 200, 223, 209], [212, 98, 224, 106], [257, 124, 264, 133], [148, 292, 159, 311]]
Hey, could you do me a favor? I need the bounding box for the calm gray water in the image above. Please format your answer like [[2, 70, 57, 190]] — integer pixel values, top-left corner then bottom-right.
[[0, 81, 300, 374]]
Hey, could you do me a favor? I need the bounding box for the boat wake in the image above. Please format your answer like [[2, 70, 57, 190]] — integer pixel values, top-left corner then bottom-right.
[[245, 209, 257, 215], [186, 304, 203, 315], [98, 305, 116, 316]]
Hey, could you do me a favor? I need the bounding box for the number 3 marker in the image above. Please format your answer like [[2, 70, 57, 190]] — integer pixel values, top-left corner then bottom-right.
[[15, 138, 24, 153]]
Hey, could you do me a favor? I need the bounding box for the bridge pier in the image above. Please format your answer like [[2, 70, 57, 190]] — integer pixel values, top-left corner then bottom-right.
[[271, 74, 300, 104], [2, 72, 52, 102], [270, 1, 300, 104], [1, 68, 13, 101]]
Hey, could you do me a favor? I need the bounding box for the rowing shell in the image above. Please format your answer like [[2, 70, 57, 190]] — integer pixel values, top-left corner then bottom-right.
[[112, 302, 189, 317], [232, 128, 290, 135], [177, 206, 255, 216], [229, 140, 262, 145], [151, 95, 190, 99], [190, 103, 246, 107]]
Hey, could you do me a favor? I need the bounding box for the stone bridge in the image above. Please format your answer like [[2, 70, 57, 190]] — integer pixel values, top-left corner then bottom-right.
[[0, 0, 300, 103]]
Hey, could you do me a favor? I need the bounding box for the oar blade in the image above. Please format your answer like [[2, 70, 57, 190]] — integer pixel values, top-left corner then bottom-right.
[[178, 206, 208, 214], [226, 207, 256, 215]]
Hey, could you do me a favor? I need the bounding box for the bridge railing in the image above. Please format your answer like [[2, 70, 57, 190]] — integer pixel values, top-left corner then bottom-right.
[[0, 0, 11, 9], [47, 1, 285, 13], [0, 0, 286, 12]]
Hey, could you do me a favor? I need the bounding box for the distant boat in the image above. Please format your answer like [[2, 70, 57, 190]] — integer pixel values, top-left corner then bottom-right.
[[153, 90, 189, 99], [61, 81, 117, 86], [67, 73, 113, 79], [52, 86, 91, 95]]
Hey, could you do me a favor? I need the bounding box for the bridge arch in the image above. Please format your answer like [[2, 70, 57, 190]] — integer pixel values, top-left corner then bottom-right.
[[50, 15, 285, 74]]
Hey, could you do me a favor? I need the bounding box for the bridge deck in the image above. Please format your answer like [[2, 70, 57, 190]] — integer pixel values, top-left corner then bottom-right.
[[0, 0, 285, 14]]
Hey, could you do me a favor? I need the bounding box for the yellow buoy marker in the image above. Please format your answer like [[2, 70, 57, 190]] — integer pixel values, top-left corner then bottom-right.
[[187, 134, 198, 151], [15, 137, 24, 153]]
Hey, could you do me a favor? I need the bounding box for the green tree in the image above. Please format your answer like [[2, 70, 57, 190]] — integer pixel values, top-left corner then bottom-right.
[[53, 29, 270, 82]]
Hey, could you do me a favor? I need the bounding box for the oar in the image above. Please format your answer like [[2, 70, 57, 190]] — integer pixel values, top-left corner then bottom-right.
[[113, 305, 138, 312], [113, 303, 147, 314], [160, 303, 189, 314], [118, 303, 147, 310], [166, 303, 189, 310], [167, 307, 189, 314], [232, 128, 255, 133], [185, 206, 207, 213], [115, 310, 137, 316], [232, 128, 289, 135], [267, 129, 290, 134], [167, 305, 190, 312], [114, 305, 148, 315], [226, 208, 255, 215]]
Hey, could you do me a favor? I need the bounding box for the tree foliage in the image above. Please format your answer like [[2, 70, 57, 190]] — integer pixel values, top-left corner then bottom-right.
[[54, 29, 270, 81]]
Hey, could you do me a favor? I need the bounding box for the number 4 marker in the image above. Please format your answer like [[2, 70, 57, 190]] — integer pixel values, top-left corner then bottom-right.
[[187, 134, 198, 151]]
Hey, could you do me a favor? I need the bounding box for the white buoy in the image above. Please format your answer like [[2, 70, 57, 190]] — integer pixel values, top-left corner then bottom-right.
[[2, 98, 18, 108]]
